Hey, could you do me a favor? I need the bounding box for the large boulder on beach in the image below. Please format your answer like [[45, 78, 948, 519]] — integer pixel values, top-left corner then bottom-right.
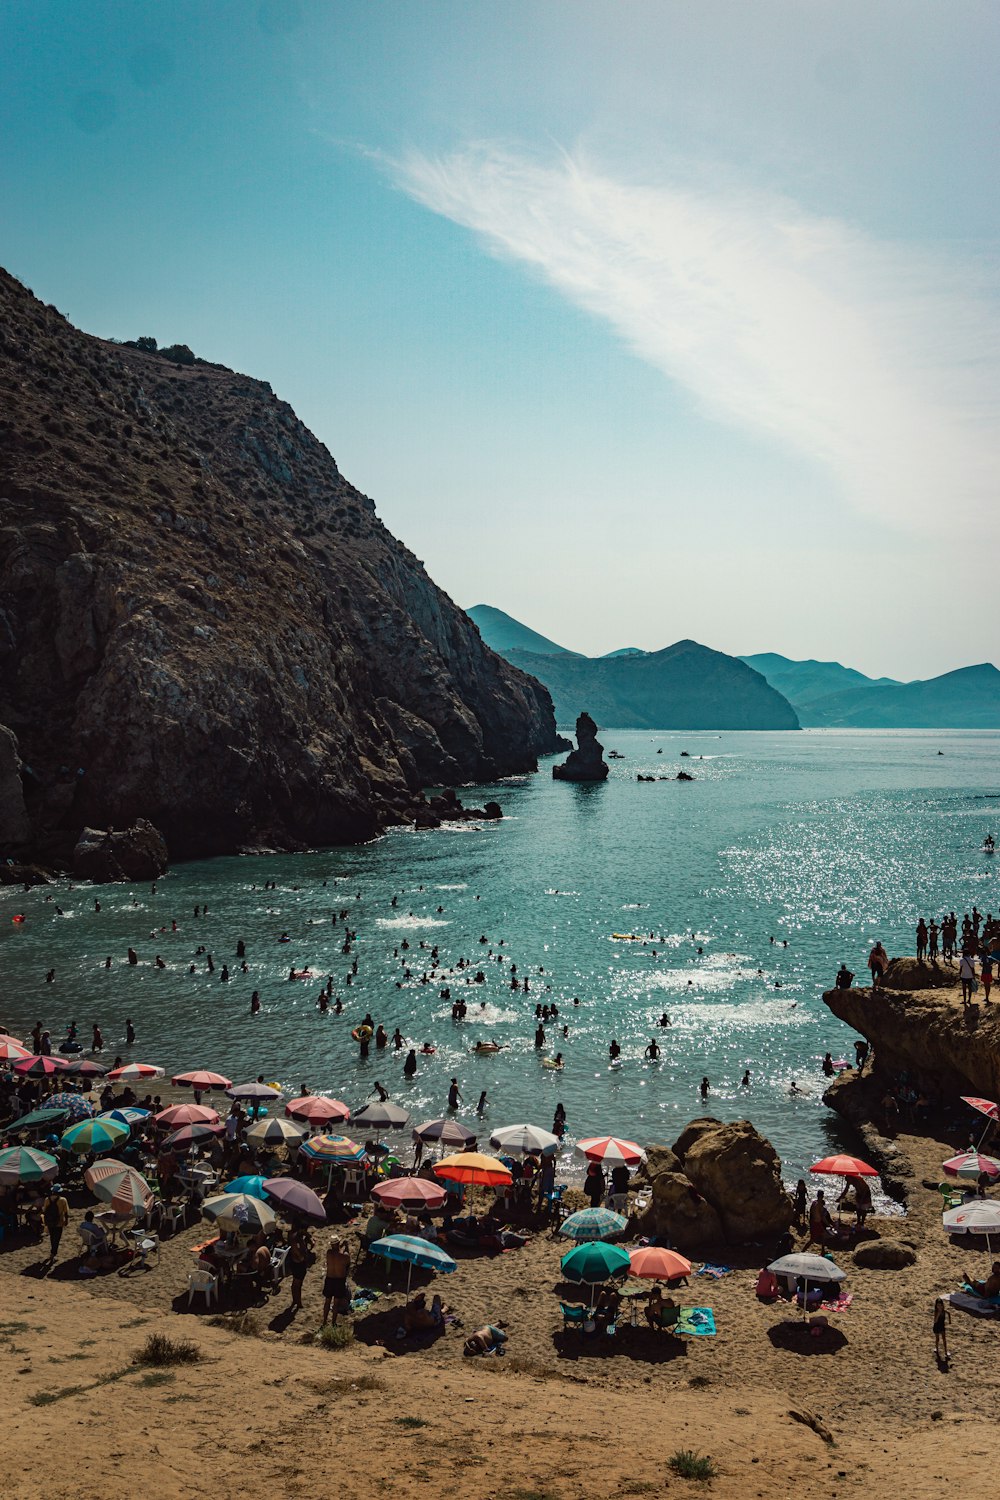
[[672, 1117, 723, 1159], [73, 819, 169, 883], [853, 1239, 917, 1270], [642, 1170, 725, 1253], [681, 1119, 793, 1242], [633, 1144, 681, 1185]]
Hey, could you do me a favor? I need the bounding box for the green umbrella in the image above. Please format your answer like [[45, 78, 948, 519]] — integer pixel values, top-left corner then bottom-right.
[[560, 1239, 631, 1288], [0, 1146, 59, 1185], [61, 1117, 130, 1156], [12, 1107, 69, 1132]]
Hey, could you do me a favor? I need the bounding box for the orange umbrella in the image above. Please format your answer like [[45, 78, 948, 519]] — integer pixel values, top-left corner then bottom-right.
[[433, 1151, 512, 1187], [628, 1246, 692, 1280]]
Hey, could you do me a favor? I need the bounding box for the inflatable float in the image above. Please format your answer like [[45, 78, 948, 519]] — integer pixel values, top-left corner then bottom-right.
[[351, 1025, 373, 1042], [541, 1058, 564, 1070], [472, 1041, 502, 1054], [290, 969, 314, 981]]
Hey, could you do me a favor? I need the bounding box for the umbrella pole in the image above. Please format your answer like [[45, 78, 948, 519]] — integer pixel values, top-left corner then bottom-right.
[[406, 1260, 413, 1296]]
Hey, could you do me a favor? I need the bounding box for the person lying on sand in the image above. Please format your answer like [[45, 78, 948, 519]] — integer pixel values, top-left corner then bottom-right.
[[464, 1321, 508, 1355]]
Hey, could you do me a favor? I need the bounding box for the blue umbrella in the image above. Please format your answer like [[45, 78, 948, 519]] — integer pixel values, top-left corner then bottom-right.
[[224, 1174, 271, 1200], [100, 1108, 151, 1128], [559, 1207, 628, 1242], [48, 1093, 95, 1121], [367, 1233, 456, 1292]]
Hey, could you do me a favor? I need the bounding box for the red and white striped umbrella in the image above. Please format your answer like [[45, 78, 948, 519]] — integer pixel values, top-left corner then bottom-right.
[[942, 1152, 1000, 1181], [172, 1069, 232, 1090], [13, 1055, 69, 1076], [576, 1135, 646, 1167], [285, 1095, 350, 1125], [962, 1096, 999, 1121], [107, 1063, 164, 1081], [155, 1103, 220, 1128], [0, 1038, 31, 1063]]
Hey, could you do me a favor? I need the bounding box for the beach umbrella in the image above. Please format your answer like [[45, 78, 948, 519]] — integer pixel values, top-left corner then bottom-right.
[[559, 1207, 628, 1242], [298, 1133, 365, 1163], [100, 1107, 151, 1128], [285, 1095, 350, 1126], [367, 1233, 456, 1293], [432, 1151, 512, 1187], [943, 1200, 1000, 1254], [961, 1096, 999, 1120], [202, 1193, 277, 1234], [246, 1116, 307, 1148], [107, 1063, 164, 1081], [350, 1102, 412, 1130], [227, 1081, 282, 1101], [262, 1177, 327, 1223], [224, 1174, 270, 1200], [84, 1161, 154, 1217], [61, 1117, 129, 1156], [628, 1246, 693, 1281], [47, 1092, 96, 1121], [942, 1152, 1000, 1182], [61, 1058, 108, 1078], [164, 1122, 226, 1150], [560, 1239, 631, 1303], [11, 1107, 69, 1132], [155, 1103, 220, 1128], [0, 1038, 32, 1063], [412, 1118, 476, 1149], [14, 1055, 69, 1077], [85, 1158, 145, 1194], [576, 1136, 646, 1167], [490, 1123, 560, 1156], [768, 1252, 846, 1319], [809, 1155, 878, 1178], [0, 1146, 59, 1185], [172, 1070, 232, 1090], [371, 1177, 448, 1212]]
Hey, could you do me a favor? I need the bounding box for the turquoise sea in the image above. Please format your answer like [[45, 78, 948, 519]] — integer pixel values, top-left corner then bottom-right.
[[2, 730, 997, 1185]]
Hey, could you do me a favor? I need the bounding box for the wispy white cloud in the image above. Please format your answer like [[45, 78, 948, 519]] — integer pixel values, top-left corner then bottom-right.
[[388, 144, 999, 539]]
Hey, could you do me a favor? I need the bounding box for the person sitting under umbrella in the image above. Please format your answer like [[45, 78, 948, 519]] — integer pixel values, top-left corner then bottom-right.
[[594, 1283, 621, 1329], [399, 1291, 437, 1336], [837, 1176, 873, 1228], [645, 1286, 680, 1331]]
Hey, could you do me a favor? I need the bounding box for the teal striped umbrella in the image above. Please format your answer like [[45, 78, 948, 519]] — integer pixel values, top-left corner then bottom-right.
[[0, 1146, 59, 1185], [11, 1107, 69, 1132], [559, 1207, 628, 1242], [61, 1117, 130, 1156]]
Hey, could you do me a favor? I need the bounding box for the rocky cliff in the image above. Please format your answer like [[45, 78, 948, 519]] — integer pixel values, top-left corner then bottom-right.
[[0, 270, 559, 861], [823, 957, 1000, 1103]]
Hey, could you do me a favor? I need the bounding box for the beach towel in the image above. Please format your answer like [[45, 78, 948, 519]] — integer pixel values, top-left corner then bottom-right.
[[350, 1287, 382, 1312], [694, 1263, 731, 1279], [821, 1291, 853, 1312], [949, 1291, 1000, 1318], [676, 1307, 716, 1336]]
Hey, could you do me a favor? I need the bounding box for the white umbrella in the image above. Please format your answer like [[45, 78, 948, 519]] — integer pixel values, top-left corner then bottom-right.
[[768, 1252, 846, 1319], [350, 1102, 411, 1130], [202, 1193, 278, 1233], [490, 1123, 560, 1156], [943, 1200, 1000, 1254], [412, 1118, 476, 1149]]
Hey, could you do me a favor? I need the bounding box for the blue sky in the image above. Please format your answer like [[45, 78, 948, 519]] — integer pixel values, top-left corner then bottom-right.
[[2, 1, 997, 678]]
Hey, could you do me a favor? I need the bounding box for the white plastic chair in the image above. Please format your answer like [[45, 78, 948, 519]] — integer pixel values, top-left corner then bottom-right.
[[269, 1244, 290, 1283], [187, 1268, 218, 1307], [129, 1232, 160, 1270], [342, 1167, 366, 1207]]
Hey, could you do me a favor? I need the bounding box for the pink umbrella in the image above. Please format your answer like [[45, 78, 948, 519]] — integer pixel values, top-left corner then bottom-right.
[[262, 1178, 327, 1222], [0, 1039, 31, 1062], [14, 1055, 69, 1076], [576, 1135, 646, 1167], [164, 1122, 225, 1149], [961, 1097, 999, 1120], [628, 1246, 693, 1280], [371, 1177, 448, 1211], [172, 1070, 232, 1090], [155, 1103, 221, 1128], [285, 1095, 350, 1125], [107, 1062, 164, 1081]]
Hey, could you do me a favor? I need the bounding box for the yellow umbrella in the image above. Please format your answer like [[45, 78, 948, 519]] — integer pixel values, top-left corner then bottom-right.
[[433, 1151, 513, 1187]]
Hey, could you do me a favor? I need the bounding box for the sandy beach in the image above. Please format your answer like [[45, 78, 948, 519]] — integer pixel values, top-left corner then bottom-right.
[[2, 1111, 998, 1499]]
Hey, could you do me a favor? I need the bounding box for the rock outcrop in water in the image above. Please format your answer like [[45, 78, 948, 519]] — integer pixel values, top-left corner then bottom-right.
[[636, 1116, 792, 1251], [73, 820, 169, 883], [552, 712, 609, 782], [823, 955, 1000, 1110], [0, 269, 560, 863]]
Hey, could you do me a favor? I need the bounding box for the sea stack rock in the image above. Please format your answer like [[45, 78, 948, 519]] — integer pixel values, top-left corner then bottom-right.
[[73, 819, 169, 883], [552, 712, 609, 781]]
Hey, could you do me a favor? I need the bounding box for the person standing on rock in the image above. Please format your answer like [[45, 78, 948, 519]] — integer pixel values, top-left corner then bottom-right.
[[867, 942, 888, 987], [959, 950, 977, 1007], [916, 919, 928, 961], [928, 920, 940, 959]]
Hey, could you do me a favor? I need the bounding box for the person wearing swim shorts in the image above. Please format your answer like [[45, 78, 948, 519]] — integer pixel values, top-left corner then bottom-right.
[[322, 1236, 351, 1326]]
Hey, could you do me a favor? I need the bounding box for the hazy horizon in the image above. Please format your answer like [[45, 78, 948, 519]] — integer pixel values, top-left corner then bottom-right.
[[2, 2, 998, 680]]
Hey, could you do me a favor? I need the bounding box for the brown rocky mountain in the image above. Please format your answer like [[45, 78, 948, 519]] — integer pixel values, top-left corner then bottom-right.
[[0, 269, 558, 863]]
